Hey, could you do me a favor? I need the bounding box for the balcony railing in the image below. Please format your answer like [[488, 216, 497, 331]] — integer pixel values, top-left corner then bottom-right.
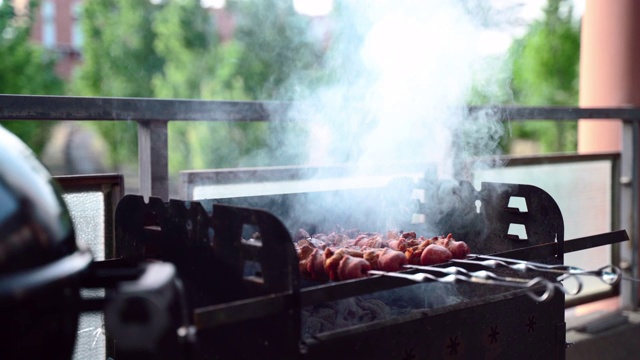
[[2, 94, 639, 310]]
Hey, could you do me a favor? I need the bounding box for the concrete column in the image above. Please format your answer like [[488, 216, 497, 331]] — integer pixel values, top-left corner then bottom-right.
[[578, 0, 640, 153], [579, 0, 640, 309]]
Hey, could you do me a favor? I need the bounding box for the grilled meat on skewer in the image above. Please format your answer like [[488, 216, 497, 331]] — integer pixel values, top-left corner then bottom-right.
[[294, 230, 471, 281]]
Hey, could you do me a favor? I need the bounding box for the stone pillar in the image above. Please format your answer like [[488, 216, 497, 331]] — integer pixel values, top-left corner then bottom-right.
[[578, 0, 640, 153], [579, 0, 640, 309]]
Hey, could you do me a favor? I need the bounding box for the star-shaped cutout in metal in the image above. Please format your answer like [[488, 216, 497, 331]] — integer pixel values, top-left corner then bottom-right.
[[447, 335, 461, 355], [488, 325, 500, 344], [526, 315, 537, 333]]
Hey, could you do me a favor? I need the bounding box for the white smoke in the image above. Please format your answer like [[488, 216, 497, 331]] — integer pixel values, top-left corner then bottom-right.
[[286, 0, 506, 179]]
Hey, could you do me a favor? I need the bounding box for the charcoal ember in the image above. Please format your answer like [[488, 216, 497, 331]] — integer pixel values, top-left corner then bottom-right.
[[300, 285, 467, 340], [332, 298, 364, 328], [357, 299, 390, 322], [310, 307, 337, 324], [303, 317, 333, 338], [301, 306, 337, 339], [303, 298, 390, 339]]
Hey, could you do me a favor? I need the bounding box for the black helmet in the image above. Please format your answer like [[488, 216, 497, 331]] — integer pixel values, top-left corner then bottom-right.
[[0, 125, 93, 359]]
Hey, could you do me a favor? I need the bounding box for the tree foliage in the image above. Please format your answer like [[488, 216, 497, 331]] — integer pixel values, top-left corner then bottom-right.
[[507, 0, 580, 153], [68, 0, 165, 167], [71, 0, 325, 173], [71, 0, 163, 97], [232, 0, 326, 100], [0, 0, 64, 154], [150, 0, 266, 172]]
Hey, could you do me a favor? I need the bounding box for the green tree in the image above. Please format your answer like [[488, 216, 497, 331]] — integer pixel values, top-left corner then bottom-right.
[[231, 0, 326, 100], [69, 0, 166, 169], [0, 0, 64, 154], [507, 0, 580, 153], [228, 0, 329, 165], [71, 0, 163, 97], [150, 0, 269, 173], [72, 0, 327, 172]]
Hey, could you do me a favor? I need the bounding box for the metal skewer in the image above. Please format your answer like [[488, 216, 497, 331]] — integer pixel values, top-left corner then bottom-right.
[[409, 263, 575, 296], [368, 266, 556, 302], [451, 254, 622, 287]]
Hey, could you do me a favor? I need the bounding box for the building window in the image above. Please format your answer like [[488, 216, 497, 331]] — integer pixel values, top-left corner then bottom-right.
[[72, 2, 83, 50], [41, 0, 56, 49]]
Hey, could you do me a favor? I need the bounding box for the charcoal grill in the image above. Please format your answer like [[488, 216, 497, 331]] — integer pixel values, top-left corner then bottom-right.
[[110, 180, 627, 360]]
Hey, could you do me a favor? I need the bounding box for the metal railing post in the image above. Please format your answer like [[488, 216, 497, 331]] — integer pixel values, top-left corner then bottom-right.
[[620, 119, 639, 309], [138, 120, 169, 201]]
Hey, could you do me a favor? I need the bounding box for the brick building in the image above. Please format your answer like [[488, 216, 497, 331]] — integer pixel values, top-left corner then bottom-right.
[[12, 0, 84, 79], [18, 0, 331, 80], [19, 0, 237, 79]]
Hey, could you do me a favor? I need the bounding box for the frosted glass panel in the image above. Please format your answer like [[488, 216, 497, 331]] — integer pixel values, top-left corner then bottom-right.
[[74, 289, 106, 360], [62, 192, 107, 360], [473, 160, 613, 301], [63, 192, 105, 260]]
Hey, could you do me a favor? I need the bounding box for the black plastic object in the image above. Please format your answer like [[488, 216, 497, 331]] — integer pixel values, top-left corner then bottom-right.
[[103, 261, 190, 360], [0, 126, 92, 360]]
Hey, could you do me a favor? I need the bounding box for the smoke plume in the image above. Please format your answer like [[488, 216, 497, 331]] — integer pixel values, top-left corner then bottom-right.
[[283, 0, 507, 179]]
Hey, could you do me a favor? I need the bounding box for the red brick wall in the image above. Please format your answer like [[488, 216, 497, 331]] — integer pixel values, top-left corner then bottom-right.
[[28, 0, 82, 79]]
